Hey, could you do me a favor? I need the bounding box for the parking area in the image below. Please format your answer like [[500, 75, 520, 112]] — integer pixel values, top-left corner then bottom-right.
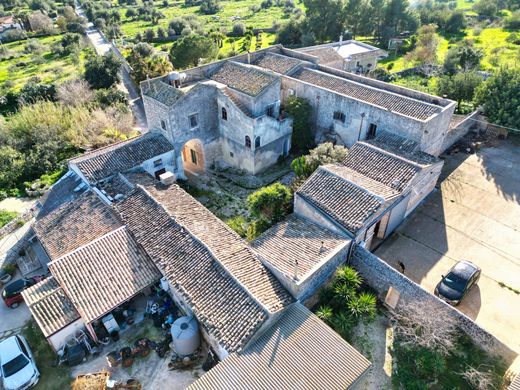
[[375, 138, 520, 354], [0, 270, 32, 337]]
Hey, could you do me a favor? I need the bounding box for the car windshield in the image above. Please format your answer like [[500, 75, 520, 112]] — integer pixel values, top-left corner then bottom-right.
[[442, 272, 467, 292], [2, 354, 29, 377]]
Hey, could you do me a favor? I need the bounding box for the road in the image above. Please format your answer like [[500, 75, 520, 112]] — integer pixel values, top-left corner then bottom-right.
[[375, 139, 520, 354], [74, 1, 148, 131]]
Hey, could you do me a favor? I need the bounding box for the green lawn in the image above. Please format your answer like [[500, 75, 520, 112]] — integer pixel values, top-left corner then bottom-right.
[[0, 209, 18, 227], [0, 35, 88, 91]]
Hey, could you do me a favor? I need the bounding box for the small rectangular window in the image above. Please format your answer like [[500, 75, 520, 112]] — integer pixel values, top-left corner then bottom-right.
[[229, 152, 234, 158], [266, 105, 275, 118], [189, 114, 198, 128], [190, 149, 197, 164], [153, 159, 162, 167], [333, 111, 346, 123], [160, 120, 167, 131]]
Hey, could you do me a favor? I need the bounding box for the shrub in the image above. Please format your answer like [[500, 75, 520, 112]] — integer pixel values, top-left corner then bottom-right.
[[246, 218, 270, 241], [247, 183, 292, 223], [1, 264, 17, 276], [285, 96, 313, 152], [347, 292, 376, 319], [231, 22, 246, 37], [0, 210, 19, 228], [200, 0, 221, 14], [504, 11, 520, 29], [3, 29, 28, 42], [226, 215, 248, 238], [95, 88, 127, 107]]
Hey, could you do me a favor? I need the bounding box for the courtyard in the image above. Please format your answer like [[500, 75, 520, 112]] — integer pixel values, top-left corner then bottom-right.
[[375, 137, 520, 355]]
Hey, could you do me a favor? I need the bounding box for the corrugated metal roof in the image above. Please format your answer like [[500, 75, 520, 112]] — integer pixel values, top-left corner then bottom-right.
[[188, 302, 371, 390], [510, 373, 520, 390]]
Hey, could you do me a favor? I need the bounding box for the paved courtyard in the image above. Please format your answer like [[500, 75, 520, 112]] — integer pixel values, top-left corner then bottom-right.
[[375, 139, 520, 354]]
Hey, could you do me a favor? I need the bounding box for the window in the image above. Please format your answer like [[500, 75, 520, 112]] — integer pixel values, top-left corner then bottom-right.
[[255, 137, 261, 148], [245, 136, 251, 149], [189, 114, 198, 129], [333, 111, 346, 123], [368, 123, 377, 139], [229, 152, 234, 158], [153, 159, 163, 167], [160, 120, 166, 131], [221, 107, 227, 121], [190, 149, 197, 164], [266, 104, 275, 118]]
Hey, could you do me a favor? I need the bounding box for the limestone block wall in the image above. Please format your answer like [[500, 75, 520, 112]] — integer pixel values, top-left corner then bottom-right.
[[349, 246, 513, 358], [142, 95, 171, 141], [294, 195, 348, 237], [405, 162, 444, 217]]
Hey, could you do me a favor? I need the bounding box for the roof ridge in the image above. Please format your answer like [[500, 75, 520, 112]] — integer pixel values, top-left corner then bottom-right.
[[134, 185, 272, 315], [69, 134, 148, 164], [358, 141, 424, 168]]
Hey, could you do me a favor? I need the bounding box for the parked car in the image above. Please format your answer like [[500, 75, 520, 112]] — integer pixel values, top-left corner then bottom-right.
[[434, 260, 481, 306], [1, 277, 42, 308], [0, 269, 12, 285], [0, 335, 39, 390]]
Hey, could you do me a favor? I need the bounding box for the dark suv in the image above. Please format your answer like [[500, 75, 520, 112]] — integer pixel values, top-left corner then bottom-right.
[[434, 261, 481, 306], [2, 277, 42, 308]]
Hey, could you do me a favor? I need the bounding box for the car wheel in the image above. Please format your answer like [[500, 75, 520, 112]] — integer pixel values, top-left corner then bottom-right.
[[10, 302, 19, 309]]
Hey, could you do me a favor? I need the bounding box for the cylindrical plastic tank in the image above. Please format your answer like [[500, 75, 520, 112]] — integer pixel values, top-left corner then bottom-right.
[[170, 316, 199, 356]]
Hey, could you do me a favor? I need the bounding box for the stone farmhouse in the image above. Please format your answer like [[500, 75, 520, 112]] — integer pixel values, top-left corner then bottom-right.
[[16, 42, 459, 388], [141, 43, 455, 178]]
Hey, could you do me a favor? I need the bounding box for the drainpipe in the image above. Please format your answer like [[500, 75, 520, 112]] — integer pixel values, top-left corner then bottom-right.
[[357, 112, 366, 141]]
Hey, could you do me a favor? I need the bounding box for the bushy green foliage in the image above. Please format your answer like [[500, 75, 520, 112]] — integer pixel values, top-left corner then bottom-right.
[[226, 215, 248, 238], [200, 0, 221, 15], [291, 143, 348, 180], [247, 182, 292, 223], [0, 210, 19, 228], [504, 10, 520, 29], [437, 72, 482, 113], [284, 96, 313, 152], [84, 52, 122, 89], [169, 34, 218, 68], [245, 218, 271, 241], [127, 42, 173, 83], [475, 67, 520, 128], [443, 39, 484, 74]]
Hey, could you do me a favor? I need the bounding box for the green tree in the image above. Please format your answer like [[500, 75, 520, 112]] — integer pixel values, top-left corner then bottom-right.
[[275, 18, 303, 45], [169, 34, 218, 68], [475, 67, 520, 128], [473, 0, 498, 18], [437, 72, 482, 113], [303, 0, 345, 42], [247, 183, 292, 223], [444, 10, 466, 34], [404, 24, 439, 66], [443, 39, 483, 74], [291, 142, 348, 179], [383, 0, 418, 44], [0, 146, 24, 189], [84, 52, 122, 89], [60, 32, 81, 55], [285, 96, 313, 152]]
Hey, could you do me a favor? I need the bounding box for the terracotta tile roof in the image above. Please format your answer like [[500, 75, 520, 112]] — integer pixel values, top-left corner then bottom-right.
[[254, 53, 302, 75], [342, 142, 422, 192], [297, 167, 387, 234], [36, 171, 88, 220], [70, 133, 174, 182], [292, 68, 441, 120], [141, 79, 184, 106], [300, 47, 344, 64], [210, 62, 278, 96], [366, 131, 439, 165], [115, 188, 268, 352], [143, 183, 293, 313], [98, 173, 134, 199], [22, 277, 80, 337], [34, 191, 123, 260], [188, 302, 371, 390], [252, 215, 349, 280], [49, 227, 161, 323]]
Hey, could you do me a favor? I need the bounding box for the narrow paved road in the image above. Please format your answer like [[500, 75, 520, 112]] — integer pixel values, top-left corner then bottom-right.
[[74, 1, 148, 131]]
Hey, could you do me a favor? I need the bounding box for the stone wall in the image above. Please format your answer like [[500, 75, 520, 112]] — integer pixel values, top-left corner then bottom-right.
[[349, 246, 515, 359]]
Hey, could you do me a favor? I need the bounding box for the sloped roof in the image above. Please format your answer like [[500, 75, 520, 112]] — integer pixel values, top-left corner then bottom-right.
[[252, 215, 350, 280], [36, 171, 88, 220], [292, 68, 441, 120], [342, 142, 422, 192], [210, 62, 278, 96], [297, 167, 388, 235], [300, 47, 344, 64], [253, 52, 303, 75], [49, 227, 161, 323], [34, 191, 123, 260], [70, 133, 174, 183], [115, 187, 269, 352], [188, 302, 371, 390], [141, 78, 184, 106], [143, 183, 293, 313], [22, 277, 80, 337]]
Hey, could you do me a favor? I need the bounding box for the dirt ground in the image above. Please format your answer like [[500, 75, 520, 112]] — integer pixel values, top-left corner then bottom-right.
[[375, 138, 520, 355]]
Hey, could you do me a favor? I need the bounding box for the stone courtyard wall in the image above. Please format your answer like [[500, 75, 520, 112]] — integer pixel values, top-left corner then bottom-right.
[[350, 246, 516, 360]]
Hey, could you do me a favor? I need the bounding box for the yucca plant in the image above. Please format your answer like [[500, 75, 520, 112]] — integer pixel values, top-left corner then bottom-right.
[[335, 266, 362, 290], [331, 311, 357, 340], [347, 292, 377, 320], [315, 305, 334, 325]]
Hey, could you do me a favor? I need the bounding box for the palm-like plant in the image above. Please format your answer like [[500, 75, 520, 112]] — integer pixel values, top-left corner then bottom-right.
[[335, 266, 362, 290], [315, 305, 334, 325], [333, 283, 356, 301], [331, 311, 357, 339], [347, 292, 377, 320]]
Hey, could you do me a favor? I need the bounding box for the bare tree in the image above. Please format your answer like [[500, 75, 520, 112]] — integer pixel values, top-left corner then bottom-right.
[[57, 79, 95, 107], [460, 365, 496, 390], [391, 302, 458, 356]]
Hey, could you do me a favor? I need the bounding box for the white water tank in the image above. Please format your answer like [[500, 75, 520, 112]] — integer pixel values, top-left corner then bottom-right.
[[171, 316, 199, 356]]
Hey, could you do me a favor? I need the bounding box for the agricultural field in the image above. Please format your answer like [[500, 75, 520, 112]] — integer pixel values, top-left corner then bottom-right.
[[114, 0, 303, 40], [0, 35, 89, 91]]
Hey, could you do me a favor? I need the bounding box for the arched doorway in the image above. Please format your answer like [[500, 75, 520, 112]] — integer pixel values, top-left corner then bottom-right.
[[182, 139, 205, 174]]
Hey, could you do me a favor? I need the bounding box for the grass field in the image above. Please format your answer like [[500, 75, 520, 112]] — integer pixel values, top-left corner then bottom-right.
[[0, 35, 89, 91], [116, 0, 303, 39]]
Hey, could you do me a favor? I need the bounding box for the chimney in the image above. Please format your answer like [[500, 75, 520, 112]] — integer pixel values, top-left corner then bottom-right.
[[247, 51, 251, 64], [339, 33, 343, 43], [293, 259, 299, 281]]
